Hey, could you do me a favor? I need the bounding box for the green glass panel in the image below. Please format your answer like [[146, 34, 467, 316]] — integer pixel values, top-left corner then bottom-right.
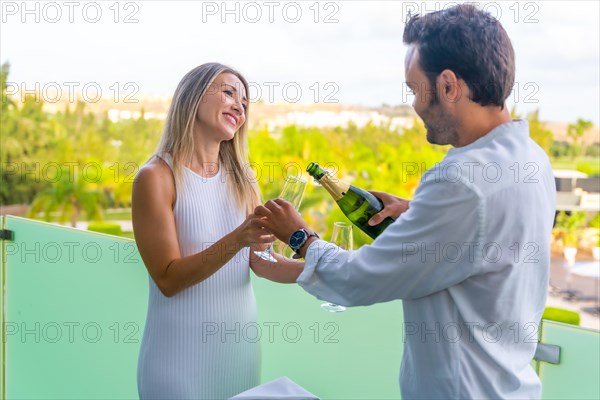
[[539, 320, 600, 399], [3, 216, 404, 399], [3, 216, 147, 399], [1, 215, 6, 400], [252, 275, 403, 399]]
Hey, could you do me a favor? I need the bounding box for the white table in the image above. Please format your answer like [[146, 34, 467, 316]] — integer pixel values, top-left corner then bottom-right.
[[570, 261, 600, 278], [569, 261, 600, 316]]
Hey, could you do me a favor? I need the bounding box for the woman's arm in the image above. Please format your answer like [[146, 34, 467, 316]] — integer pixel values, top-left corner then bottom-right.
[[249, 245, 304, 283], [132, 158, 274, 297]]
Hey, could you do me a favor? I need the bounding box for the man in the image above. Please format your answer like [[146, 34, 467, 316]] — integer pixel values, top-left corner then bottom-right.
[[255, 4, 556, 399]]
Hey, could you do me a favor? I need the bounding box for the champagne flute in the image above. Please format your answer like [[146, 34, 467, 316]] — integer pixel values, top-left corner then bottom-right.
[[321, 222, 353, 312], [254, 176, 307, 263]]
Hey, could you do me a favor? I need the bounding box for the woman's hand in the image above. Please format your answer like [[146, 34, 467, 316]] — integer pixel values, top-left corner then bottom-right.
[[233, 213, 276, 249], [254, 199, 308, 244], [368, 191, 410, 226]]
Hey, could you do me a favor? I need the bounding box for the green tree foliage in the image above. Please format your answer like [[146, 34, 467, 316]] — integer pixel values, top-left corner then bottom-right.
[[567, 118, 593, 159], [248, 118, 447, 246], [511, 107, 554, 154], [527, 110, 554, 155], [1, 62, 52, 202], [27, 166, 108, 227], [2, 64, 595, 246]]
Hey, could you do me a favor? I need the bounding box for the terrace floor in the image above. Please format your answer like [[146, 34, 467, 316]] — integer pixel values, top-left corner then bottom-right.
[[549, 249, 599, 330]]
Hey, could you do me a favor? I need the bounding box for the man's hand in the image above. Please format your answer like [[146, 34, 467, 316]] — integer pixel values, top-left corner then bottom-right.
[[254, 198, 309, 244], [368, 191, 410, 226]]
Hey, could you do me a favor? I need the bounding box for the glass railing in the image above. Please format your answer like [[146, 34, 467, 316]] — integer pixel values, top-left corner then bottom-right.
[[536, 320, 600, 399], [1, 215, 148, 399], [1, 215, 599, 399], [0, 216, 403, 399]]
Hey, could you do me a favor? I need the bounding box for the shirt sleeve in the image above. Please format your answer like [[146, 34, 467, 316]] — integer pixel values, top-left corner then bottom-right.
[[297, 176, 485, 306]]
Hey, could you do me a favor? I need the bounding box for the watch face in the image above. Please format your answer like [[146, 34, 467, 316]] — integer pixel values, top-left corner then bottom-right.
[[289, 230, 307, 249]]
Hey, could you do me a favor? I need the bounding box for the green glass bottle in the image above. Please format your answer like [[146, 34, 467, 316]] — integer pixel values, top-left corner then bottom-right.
[[306, 162, 395, 239]]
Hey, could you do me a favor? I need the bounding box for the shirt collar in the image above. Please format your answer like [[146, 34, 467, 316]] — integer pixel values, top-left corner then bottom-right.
[[447, 119, 529, 156]]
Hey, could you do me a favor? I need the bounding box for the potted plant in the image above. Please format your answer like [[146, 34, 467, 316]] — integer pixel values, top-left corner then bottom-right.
[[555, 211, 586, 265]]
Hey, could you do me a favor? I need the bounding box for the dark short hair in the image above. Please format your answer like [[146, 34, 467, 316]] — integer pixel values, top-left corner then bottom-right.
[[403, 4, 515, 108]]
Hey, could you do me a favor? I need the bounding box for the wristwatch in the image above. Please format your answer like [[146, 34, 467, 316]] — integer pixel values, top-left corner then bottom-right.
[[288, 228, 319, 256]]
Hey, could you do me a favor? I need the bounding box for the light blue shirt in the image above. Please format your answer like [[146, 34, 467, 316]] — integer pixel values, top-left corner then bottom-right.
[[298, 120, 556, 399]]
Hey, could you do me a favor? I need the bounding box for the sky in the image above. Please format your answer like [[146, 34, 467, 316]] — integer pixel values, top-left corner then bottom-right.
[[1, 0, 599, 124]]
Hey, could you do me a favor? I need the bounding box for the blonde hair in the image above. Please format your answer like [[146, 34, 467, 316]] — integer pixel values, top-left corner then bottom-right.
[[154, 62, 260, 214]]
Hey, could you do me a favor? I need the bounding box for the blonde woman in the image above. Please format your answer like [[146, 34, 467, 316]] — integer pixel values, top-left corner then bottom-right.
[[132, 63, 302, 399]]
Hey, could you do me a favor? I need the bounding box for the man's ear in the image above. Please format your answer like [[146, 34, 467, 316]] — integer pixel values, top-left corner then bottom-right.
[[437, 69, 463, 103]]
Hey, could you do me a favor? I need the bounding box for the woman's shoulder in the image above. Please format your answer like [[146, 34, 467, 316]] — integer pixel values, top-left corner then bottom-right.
[[137, 155, 172, 178], [134, 156, 176, 200]]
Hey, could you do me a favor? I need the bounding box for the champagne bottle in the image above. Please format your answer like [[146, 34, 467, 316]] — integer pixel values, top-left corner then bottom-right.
[[306, 162, 395, 239]]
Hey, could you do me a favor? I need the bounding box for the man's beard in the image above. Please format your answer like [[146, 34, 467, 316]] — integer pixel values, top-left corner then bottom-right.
[[422, 102, 460, 146]]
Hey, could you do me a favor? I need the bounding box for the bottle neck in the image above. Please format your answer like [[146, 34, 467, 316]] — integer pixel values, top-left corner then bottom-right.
[[318, 173, 350, 201]]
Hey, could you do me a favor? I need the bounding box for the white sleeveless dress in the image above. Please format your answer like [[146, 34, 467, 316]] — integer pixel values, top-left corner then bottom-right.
[[137, 154, 260, 399]]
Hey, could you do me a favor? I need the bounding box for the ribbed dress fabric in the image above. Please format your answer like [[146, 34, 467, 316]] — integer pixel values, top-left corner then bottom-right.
[[137, 154, 260, 399]]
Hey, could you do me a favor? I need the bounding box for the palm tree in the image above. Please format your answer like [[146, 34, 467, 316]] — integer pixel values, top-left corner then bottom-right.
[[567, 118, 593, 159], [27, 167, 107, 227]]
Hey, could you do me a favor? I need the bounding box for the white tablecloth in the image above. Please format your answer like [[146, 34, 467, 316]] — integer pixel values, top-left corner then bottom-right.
[[570, 261, 600, 278], [230, 376, 320, 399]]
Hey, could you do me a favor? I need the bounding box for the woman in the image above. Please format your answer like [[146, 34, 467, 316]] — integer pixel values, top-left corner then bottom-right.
[[132, 63, 302, 399]]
